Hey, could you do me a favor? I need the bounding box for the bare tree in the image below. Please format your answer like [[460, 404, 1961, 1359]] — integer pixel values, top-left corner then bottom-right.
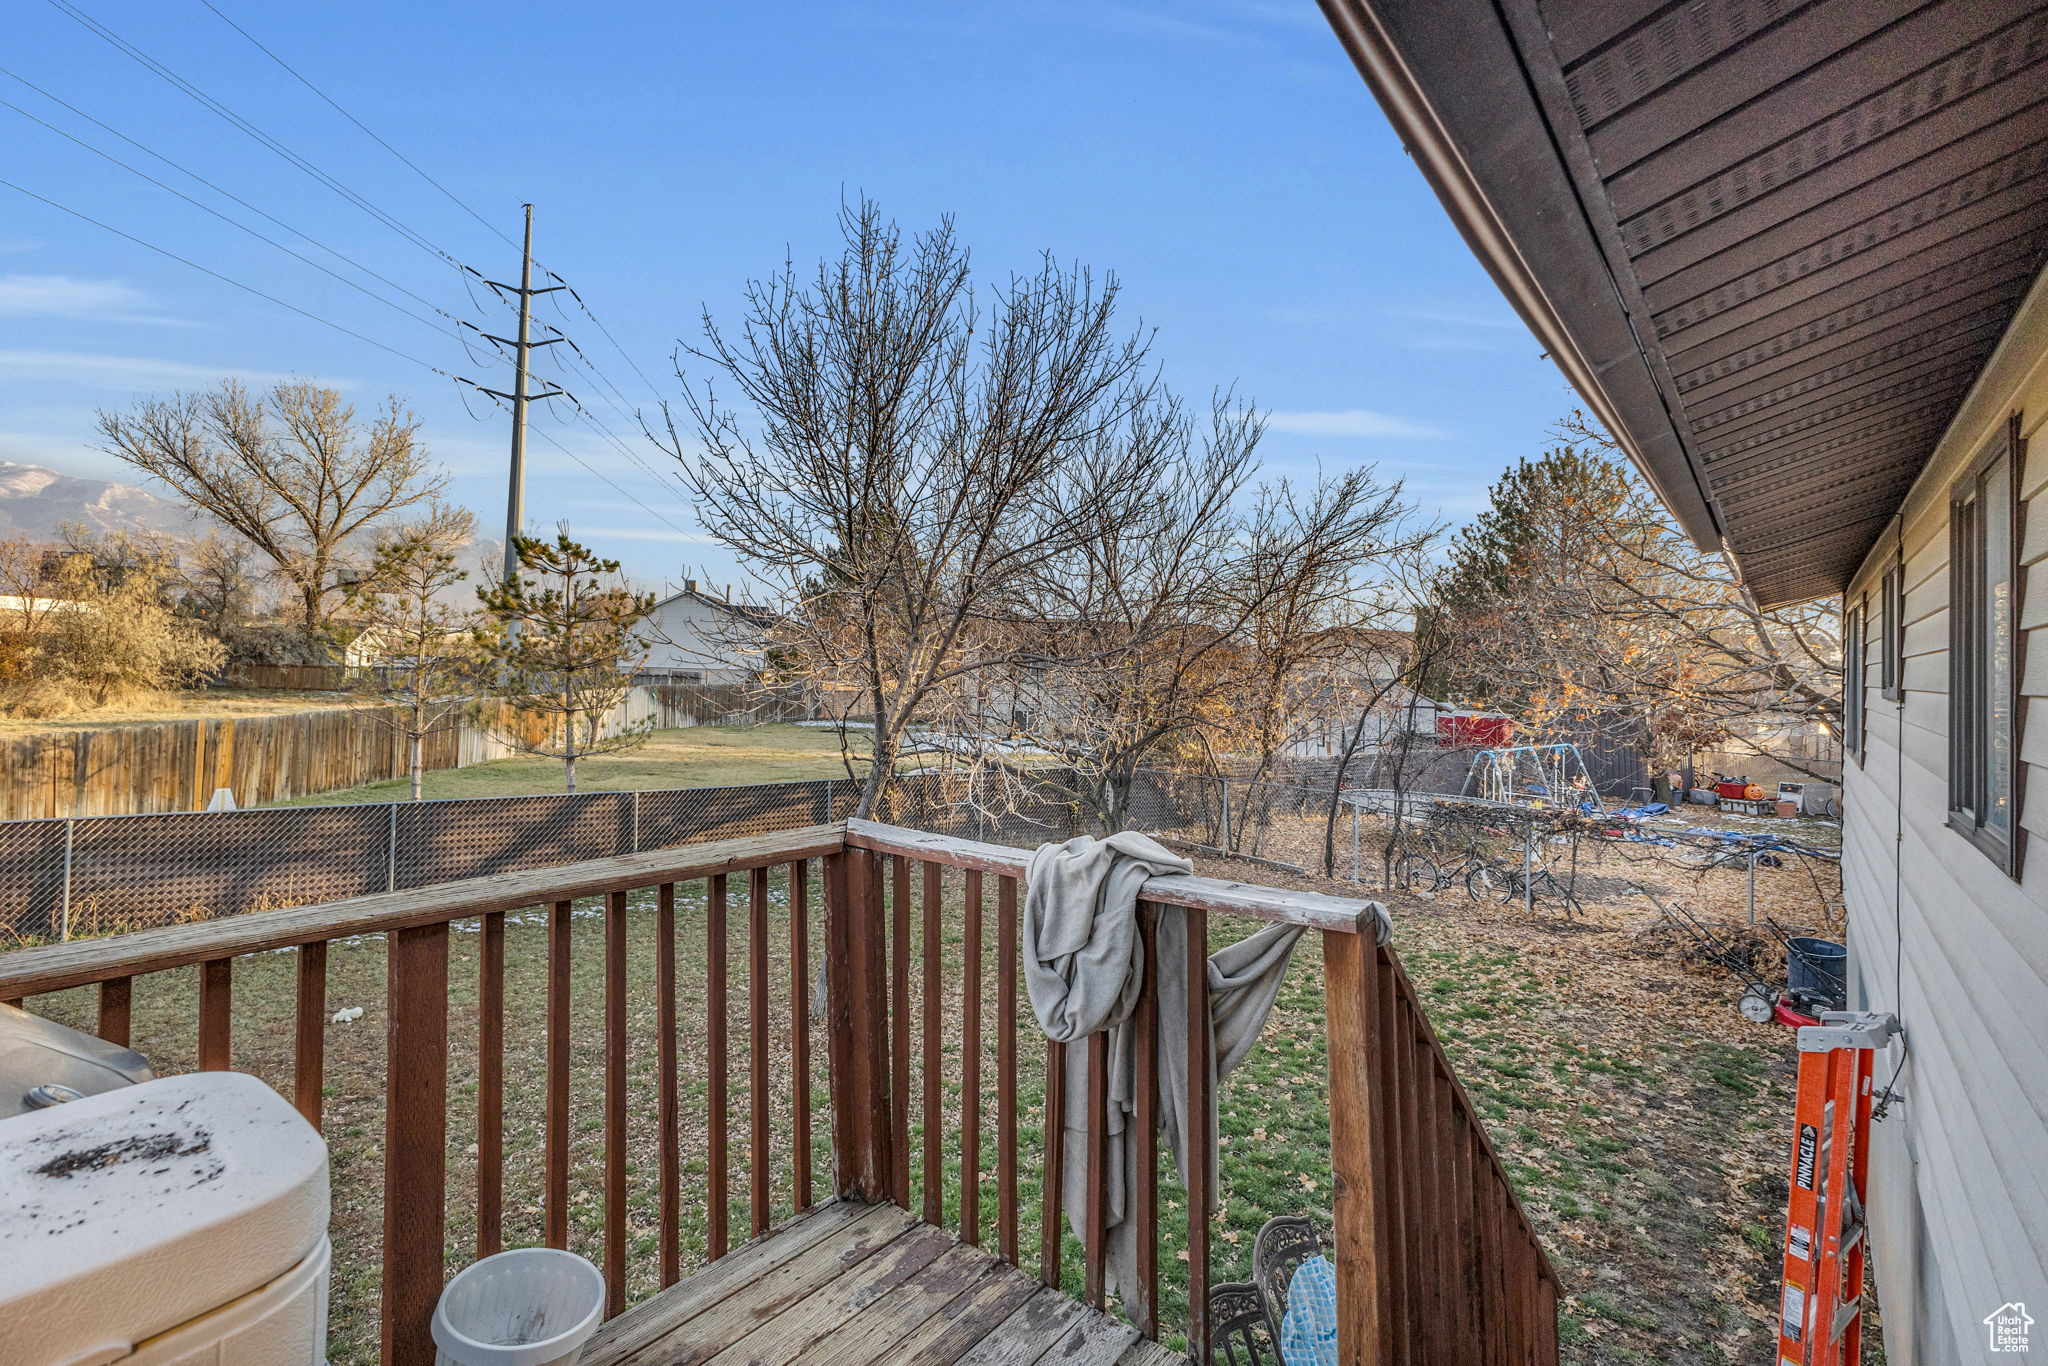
[[664, 198, 1166, 819], [477, 531, 654, 792], [180, 531, 258, 630], [1424, 422, 1842, 781], [0, 537, 223, 714], [345, 506, 484, 800], [95, 379, 445, 634]]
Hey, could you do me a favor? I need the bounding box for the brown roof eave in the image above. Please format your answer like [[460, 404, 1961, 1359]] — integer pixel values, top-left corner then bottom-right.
[[1314, 0, 1726, 554]]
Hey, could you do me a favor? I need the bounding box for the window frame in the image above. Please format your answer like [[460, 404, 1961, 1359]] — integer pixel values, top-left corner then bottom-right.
[[1880, 560, 1904, 702], [1845, 597, 1866, 764], [1947, 418, 2025, 875]]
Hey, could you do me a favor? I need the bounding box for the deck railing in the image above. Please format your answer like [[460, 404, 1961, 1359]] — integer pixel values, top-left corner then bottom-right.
[[0, 819, 1557, 1365]]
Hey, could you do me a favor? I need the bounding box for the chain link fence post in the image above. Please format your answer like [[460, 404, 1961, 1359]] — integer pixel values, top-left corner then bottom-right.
[[386, 803, 399, 893], [60, 817, 74, 942], [1351, 805, 1360, 884], [1219, 777, 1232, 853], [632, 790, 642, 854]]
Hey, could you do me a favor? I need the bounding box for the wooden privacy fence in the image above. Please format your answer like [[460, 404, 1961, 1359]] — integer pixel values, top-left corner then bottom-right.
[[0, 819, 1558, 1365], [0, 683, 811, 821]]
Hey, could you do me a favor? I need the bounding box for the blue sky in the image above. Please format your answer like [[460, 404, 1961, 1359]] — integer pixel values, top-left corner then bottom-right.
[[3, 0, 1571, 592]]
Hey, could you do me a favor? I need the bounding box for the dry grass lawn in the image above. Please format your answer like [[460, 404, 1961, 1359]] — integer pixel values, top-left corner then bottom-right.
[[0, 688, 356, 736], [18, 819, 1844, 1364], [264, 724, 862, 806]]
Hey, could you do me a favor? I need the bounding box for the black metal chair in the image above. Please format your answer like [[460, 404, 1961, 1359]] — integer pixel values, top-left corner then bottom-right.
[[1208, 1280, 1277, 1365], [1252, 1215, 1325, 1343]]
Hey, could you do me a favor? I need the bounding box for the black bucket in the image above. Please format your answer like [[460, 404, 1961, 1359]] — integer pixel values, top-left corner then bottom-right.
[[1788, 937, 1847, 1009]]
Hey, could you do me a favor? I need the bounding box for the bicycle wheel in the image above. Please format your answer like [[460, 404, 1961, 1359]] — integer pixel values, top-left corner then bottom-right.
[[1394, 855, 1442, 894], [1465, 865, 1513, 903]]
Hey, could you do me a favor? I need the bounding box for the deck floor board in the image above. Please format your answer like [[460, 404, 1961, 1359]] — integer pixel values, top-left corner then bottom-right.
[[584, 1201, 1180, 1366]]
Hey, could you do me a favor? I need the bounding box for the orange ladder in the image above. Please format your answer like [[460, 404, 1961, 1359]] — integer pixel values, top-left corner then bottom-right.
[[1776, 1011, 1899, 1366]]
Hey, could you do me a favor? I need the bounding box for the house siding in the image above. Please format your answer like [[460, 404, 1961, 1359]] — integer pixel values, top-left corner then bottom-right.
[[1843, 268, 2048, 1366], [635, 592, 763, 685]]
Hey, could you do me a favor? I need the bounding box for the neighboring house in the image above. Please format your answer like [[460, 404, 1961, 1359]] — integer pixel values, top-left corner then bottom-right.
[[341, 623, 468, 671], [634, 580, 772, 684], [1324, 3, 2048, 1361], [1284, 682, 1439, 759]]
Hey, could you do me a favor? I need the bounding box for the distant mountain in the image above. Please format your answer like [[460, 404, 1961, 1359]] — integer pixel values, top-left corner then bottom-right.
[[0, 461, 502, 588], [0, 461, 199, 541]]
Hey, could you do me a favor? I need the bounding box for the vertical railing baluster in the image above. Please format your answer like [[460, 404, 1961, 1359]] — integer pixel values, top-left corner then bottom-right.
[[293, 947, 325, 1131], [1450, 1102, 1479, 1351], [381, 922, 448, 1366], [1401, 999, 1428, 1360], [1478, 1138, 1504, 1366], [708, 873, 730, 1259], [750, 864, 772, 1237], [1417, 1046, 1446, 1364], [657, 882, 681, 1287], [1134, 903, 1160, 1340], [545, 899, 572, 1249], [97, 976, 131, 1048], [1186, 905, 1211, 1362], [825, 847, 892, 1202], [891, 855, 912, 1209], [477, 914, 504, 1257], [922, 859, 943, 1226], [1436, 1065, 1463, 1364], [1040, 1038, 1067, 1288], [197, 957, 231, 1071], [1376, 943, 1410, 1363], [1083, 1029, 1109, 1311], [1537, 1267, 1561, 1366], [961, 868, 983, 1245], [788, 860, 813, 1213], [1322, 926, 1385, 1365], [603, 888, 628, 1317], [997, 874, 1020, 1266]]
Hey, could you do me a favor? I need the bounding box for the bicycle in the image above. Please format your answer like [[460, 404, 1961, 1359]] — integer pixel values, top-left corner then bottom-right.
[[1465, 856, 1585, 916]]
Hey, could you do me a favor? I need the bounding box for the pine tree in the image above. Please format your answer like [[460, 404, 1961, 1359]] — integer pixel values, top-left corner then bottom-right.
[[476, 532, 655, 792]]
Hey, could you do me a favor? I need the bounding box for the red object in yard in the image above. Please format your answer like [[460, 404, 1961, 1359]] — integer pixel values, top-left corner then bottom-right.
[[1437, 712, 1513, 747], [1773, 998, 1820, 1029], [1715, 780, 1751, 801]]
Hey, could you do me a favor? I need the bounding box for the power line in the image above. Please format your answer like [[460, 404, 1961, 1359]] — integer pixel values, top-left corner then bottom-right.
[[195, 0, 523, 255], [46, 0, 472, 274], [0, 68, 494, 324], [523, 419, 699, 543], [191, 0, 666, 418], [190, 0, 672, 431], [0, 93, 469, 345], [0, 176, 457, 378]]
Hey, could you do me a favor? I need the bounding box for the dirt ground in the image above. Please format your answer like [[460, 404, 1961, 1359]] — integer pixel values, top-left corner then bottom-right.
[[1184, 800, 1860, 1364]]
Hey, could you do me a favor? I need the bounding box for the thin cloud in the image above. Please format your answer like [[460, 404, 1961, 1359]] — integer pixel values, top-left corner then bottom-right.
[[0, 274, 169, 324], [1265, 409, 1444, 439], [0, 350, 343, 390]]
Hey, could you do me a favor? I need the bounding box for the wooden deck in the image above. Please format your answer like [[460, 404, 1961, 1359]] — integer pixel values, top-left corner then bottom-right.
[[582, 1199, 1182, 1366]]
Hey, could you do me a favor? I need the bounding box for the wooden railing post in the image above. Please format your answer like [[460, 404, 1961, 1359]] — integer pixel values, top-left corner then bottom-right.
[[1323, 928, 1386, 1366], [381, 921, 448, 1366], [825, 847, 893, 1202]]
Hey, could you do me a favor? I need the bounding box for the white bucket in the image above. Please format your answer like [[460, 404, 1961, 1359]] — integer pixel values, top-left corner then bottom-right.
[[431, 1248, 606, 1366]]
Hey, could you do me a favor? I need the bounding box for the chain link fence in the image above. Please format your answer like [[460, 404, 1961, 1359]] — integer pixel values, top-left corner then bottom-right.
[[0, 756, 1842, 946], [0, 768, 1102, 946]]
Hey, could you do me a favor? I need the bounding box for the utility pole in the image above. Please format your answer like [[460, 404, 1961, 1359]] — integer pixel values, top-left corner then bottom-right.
[[477, 204, 566, 637]]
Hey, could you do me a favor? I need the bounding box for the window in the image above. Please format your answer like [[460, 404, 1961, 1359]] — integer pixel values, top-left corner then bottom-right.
[[1949, 422, 2022, 872], [1845, 599, 1866, 763], [1880, 562, 1904, 701]]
